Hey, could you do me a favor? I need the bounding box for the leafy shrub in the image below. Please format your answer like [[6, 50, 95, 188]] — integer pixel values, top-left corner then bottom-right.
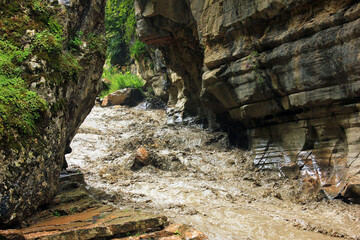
[[129, 40, 146, 60], [99, 65, 145, 97]]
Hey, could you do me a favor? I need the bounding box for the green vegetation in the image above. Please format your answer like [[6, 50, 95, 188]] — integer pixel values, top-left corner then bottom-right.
[[102, 0, 149, 97], [246, 51, 264, 86], [130, 40, 147, 60], [69, 31, 84, 51], [33, 30, 63, 52], [0, 37, 31, 77], [0, 76, 47, 137], [100, 65, 145, 98], [106, 0, 136, 65], [0, 0, 86, 151], [50, 210, 61, 217]]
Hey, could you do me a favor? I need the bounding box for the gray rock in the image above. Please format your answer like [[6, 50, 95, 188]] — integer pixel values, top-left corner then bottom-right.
[[135, 0, 360, 201]]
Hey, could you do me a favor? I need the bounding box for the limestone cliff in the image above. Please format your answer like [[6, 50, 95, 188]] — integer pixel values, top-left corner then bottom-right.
[[135, 0, 360, 201], [0, 0, 106, 226]]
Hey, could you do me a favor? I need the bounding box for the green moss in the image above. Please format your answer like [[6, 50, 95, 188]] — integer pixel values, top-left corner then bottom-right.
[[33, 30, 63, 52], [0, 0, 85, 151], [0, 75, 47, 138], [0, 37, 31, 77], [51, 98, 67, 114]]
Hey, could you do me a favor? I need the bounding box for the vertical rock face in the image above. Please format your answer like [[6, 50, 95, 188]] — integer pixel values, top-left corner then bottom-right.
[[0, 0, 106, 226], [135, 0, 360, 201], [135, 0, 205, 122]]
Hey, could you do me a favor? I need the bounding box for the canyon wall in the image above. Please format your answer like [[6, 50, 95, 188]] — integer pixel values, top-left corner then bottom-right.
[[135, 0, 360, 201], [0, 0, 106, 226]]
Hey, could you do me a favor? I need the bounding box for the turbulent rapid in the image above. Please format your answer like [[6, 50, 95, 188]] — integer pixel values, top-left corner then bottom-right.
[[66, 104, 360, 240]]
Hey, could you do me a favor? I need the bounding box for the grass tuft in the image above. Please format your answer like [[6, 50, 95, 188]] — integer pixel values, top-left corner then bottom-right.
[[100, 65, 145, 98]]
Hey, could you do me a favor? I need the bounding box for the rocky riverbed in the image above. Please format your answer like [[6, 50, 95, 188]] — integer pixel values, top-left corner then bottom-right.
[[66, 104, 360, 240]]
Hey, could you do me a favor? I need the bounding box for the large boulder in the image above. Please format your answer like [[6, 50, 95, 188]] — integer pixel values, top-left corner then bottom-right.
[[135, 0, 360, 201], [101, 88, 144, 107], [0, 0, 106, 226]]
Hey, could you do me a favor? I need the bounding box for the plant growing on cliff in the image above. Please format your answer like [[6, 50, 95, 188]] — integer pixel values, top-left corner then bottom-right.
[[0, 76, 47, 137], [33, 30, 63, 52], [0, 0, 85, 151], [69, 31, 84, 51], [0, 38, 31, 77], [246, 51, 265, 86], [129, 40, 147, 60]]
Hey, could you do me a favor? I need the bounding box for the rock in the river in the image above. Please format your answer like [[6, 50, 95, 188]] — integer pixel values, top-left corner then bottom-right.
[[135, 147, 150, 165], [0, 0, 106, 226], [135, 0, 360, 201], [101, 88, 144, 107]]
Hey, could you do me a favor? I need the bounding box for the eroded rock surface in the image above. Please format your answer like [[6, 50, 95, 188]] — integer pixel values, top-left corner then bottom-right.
[[0, 0, 106, 226], [135, 0, 360, 200]]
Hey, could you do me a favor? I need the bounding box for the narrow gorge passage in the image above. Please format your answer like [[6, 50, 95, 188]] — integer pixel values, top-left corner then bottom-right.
[[66, 104, 360, 240]]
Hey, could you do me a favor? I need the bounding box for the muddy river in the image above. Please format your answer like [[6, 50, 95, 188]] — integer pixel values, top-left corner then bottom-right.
[[66, 105, 360, 240]]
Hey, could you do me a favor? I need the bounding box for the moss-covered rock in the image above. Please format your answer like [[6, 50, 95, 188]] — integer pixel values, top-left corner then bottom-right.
[[0, 0, 106, 226]]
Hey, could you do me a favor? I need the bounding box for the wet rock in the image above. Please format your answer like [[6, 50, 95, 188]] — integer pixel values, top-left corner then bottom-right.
[[0, 174, 168, 240], [280, 163, 300, 179], [102, 88, 144, 107], [131, 149, 185, 172], [59, 170, 85, 184], [116, 223, 208, 240], [136, 147, 150, 165], [342, 180, 360, 203]]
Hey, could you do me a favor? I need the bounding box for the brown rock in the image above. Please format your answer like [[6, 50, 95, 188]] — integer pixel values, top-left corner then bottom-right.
[[107, 88, 132, 106], [114, 223, 208, 240], [136, 147, 150, 165], [101, 95, 109, 107], [101, 88, 144, 107], [184, 228, 209, 240], [342, 178, 360, 202], [0, 178, 168, 240]]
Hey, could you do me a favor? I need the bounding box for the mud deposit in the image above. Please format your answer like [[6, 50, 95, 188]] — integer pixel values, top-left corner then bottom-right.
[[66, 105, 360, 240]]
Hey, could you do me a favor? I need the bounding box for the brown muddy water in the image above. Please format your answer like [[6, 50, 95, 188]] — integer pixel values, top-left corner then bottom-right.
[[66, 105, 360, 240]]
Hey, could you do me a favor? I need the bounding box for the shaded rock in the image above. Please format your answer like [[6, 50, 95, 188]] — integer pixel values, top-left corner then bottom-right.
[[101, 88, 144, 107], [342, 179, 360, 203], [0, 0, 106, 226]]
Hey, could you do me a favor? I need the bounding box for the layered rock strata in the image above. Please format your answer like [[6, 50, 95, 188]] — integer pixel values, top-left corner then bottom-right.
[[0, 0, 106, 226], [135, 0, 360, 200], [0, 170, 208, 240]]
